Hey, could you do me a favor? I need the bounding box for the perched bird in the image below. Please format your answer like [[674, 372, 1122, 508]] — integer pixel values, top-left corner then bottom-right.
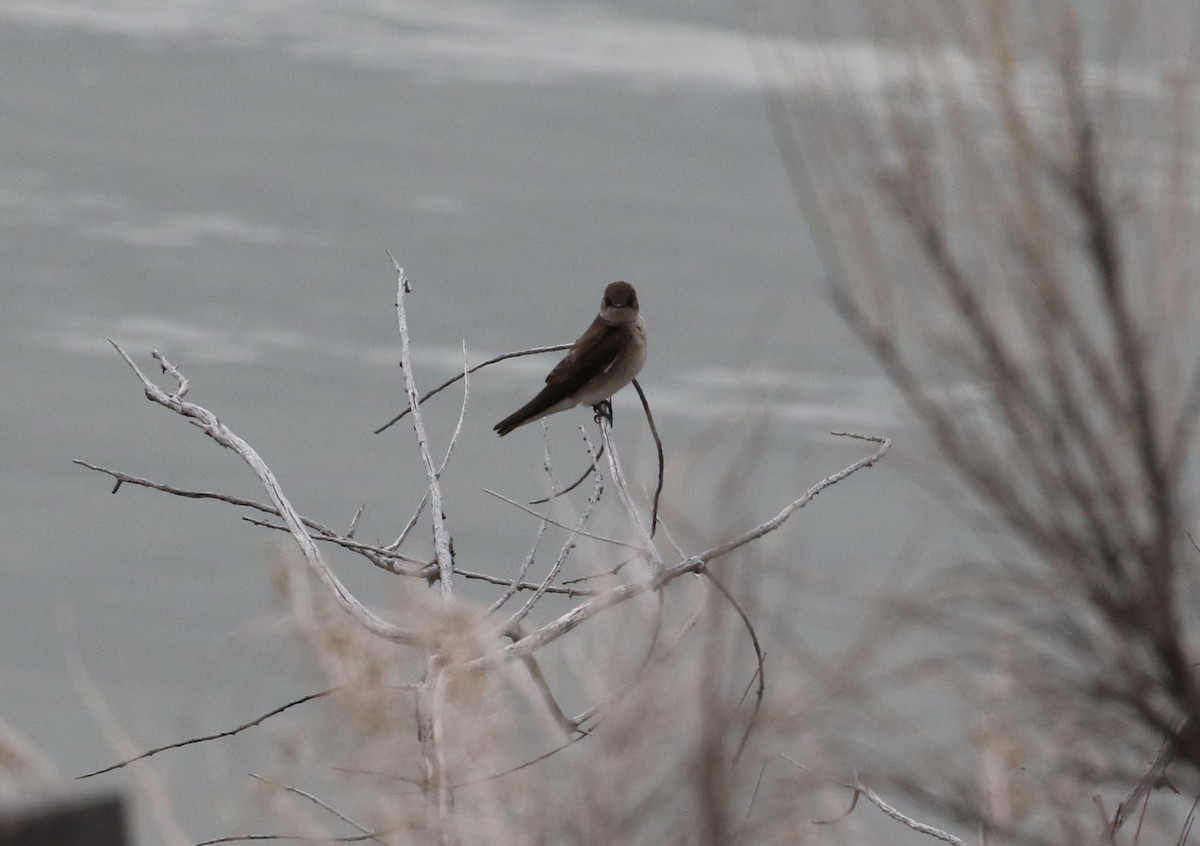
[[494, 281, 646, 436]]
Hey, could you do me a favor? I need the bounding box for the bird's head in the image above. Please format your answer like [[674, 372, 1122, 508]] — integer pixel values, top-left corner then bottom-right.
[[600, 281, 639, 324]]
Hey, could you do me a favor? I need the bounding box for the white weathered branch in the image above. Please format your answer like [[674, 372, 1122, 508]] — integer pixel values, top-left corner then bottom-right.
[[391, 257, 456, 600], [466, 432, 891, 671], [855, 782, 974, 846], [110, 341, 425, 646]]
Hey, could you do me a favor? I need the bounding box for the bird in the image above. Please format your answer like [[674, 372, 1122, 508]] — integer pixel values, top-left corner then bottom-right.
[[494, 281, 646, 436]]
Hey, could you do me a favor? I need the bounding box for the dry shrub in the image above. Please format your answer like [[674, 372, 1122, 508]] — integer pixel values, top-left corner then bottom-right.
[[749, 0, 1200, 841]]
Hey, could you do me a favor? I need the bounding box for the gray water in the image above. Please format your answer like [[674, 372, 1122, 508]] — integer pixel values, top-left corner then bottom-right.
[[0, 1, 949, 841]]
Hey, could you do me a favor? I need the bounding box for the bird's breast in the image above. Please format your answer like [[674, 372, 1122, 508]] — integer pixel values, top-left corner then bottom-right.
[[574, 319, 646, 406]]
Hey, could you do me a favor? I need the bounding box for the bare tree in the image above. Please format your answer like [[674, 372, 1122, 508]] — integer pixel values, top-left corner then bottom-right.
[[751, 0, 1200, 841], [76, 260, 890, 845]]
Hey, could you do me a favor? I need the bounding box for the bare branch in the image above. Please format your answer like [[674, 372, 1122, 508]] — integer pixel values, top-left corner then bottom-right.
[[502, 622, 579, 739], [345, 504, 365, 539], [389, 488, 429, 551], [416, 656, 457, 846], [109, 341, 425, 645], [528, 442, 605, 505], [240, 515, 431, 574], [631, 377, 665, 536], [855, 781, 975, 846], [1103, 718, 1187, 842], [373, 343, 572, 434], [195, 833, 379, 845], [483, 488, 640, 550], [702, 572, 766, 762], [786, 755, 975, 846], [390, 257, 455, 600], [449, 566, 595, 597], [598, 416, 662, 576], [468, 432, 891, 671], [503, 429, 605, 630], [77, 689, 341, 779], [485, 518, 548, 615], [247, 773, 384, 843], [72, 462, 337, 538]]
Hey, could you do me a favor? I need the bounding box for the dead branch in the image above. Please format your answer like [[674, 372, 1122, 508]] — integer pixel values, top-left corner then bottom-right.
[[77, 689, 343, 780], [247, 773, 384, 843], [373, 343, 572, 434], [631, 377, 665, 536], [108, 342, 425, 646], [391, 257, 455, 599], [467, 432, 890, 672]]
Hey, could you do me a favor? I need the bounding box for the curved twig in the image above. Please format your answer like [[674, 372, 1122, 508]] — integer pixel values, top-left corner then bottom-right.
[[528, 444, 605, 505], [247, 773, 384, 843], [631, 378, 664, 536], [373, 343, 572, 434], [702, 572, 766, 762], [599, 416, 663, 575], [502, 622, 579, 738]]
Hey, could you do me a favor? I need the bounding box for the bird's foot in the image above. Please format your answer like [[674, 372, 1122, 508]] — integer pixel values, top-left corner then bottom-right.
[[592, 399, 613, 426]]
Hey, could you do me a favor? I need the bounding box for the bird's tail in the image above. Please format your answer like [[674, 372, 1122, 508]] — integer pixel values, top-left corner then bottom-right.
[[494, 388, 558, 436]]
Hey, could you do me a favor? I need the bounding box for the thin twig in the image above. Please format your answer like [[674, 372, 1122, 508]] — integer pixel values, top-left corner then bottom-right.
[[743, 758, 770, 831], [483, 489, 641, 549], [783, 756, 975, 845], [195, 833, 380, 845], [247, 773, 383, 843], [64, 620, 191, 846], [502, 623, 579, 738], [345, 504, 366, 539], [1104, 718, 1186, 841], [71, 462, 389, 556], [487, 428, 557, 614], [599, 416, 662, 574], [373, 343, 572, 434], [461, 731, 592, 785], [1177, 794, 1200, 846], [450, 566, 595, 596], [528, 444, 604, 505], [570, 572, 710, 730], [77, 689, 340, 779], [486, 519, 548, 614], [559, 556, 639, 586], [505, 428, 605, 629], [631, 377, 664, 536], [239, 516, 427, 572], [702, 572, 767, 762], [389, 489, 429, 551], [387, 343, 473, 553], [856, 782, 975, 846]]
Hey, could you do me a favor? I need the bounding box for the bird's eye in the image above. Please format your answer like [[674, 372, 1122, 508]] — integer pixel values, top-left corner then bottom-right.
[[603, 299, 612, 307]]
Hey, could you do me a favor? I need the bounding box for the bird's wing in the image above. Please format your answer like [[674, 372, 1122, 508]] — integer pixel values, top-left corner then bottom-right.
[[543, 317, 627, 393]]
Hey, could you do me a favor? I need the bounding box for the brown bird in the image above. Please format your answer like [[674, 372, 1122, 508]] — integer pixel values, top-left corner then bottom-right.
[[494, 281, 646, 436]]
